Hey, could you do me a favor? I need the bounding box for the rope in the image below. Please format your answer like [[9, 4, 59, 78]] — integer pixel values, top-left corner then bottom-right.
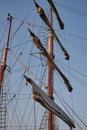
[[12, 17, 48, 30], [9, 50, 47, 88], [55, 92, 87, 129]]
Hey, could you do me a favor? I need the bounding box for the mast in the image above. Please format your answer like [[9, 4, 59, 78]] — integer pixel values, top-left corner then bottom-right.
[[48, 6, 54, 130], [0, 14, 12, 93], [0, 14, 12, 130], [28, 1, 75, 129]]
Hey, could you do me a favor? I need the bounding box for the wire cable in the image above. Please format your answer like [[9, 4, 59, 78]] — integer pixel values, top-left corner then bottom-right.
[[55, 1, 87, 17]]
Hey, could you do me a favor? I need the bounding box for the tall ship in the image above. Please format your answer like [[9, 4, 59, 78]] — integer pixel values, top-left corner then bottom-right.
[[0, 0, 87, 130]]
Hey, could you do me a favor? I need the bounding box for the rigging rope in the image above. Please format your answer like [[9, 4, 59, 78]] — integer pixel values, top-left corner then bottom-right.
[[55, 92, 87, 129], [9, 50, 47, 88], [12, 17, 48, 30], [55, 60, 87, 88], [55, 1, 87, 17]]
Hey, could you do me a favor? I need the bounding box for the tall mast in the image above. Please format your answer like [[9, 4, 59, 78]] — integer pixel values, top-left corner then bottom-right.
[[0, 15, 12, 93], [48, 6, 54, 130], [0, 15, 12, 130]]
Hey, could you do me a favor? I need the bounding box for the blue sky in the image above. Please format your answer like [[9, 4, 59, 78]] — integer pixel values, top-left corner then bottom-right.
[[0, 0, 87, 130]]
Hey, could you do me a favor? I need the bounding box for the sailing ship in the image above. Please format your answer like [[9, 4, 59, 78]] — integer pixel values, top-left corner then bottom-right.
[[0, 0, 87, 130]]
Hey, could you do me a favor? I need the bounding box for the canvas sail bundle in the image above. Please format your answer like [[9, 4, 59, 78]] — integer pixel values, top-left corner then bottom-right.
[[33, 0, 69, 60], [23, 75, 75, 128], [47, 0, 64, 29], [28, 29, 73, 92]]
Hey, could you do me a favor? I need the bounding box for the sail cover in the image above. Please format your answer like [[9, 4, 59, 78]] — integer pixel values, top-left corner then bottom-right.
[[28, 29, 72, 92], [47, 0, 64, 29], [24, 75, 75, 128], [33, 0, 69, 60]]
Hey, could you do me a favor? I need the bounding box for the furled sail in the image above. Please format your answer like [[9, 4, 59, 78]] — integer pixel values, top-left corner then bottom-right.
[[47, 0, 64, 29], [28, 29, 73, 92], [33, 0, 69, 60], [23, 75, 75, 128]]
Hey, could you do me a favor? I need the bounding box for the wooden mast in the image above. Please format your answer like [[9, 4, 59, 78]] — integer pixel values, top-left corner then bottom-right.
[[48, 6, 55, 130], [0, 15, 12, 93], [0, 14, 12, 130]]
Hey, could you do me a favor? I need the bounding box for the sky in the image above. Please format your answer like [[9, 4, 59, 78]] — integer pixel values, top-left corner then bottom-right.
[[0, 0, 87, 130]]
